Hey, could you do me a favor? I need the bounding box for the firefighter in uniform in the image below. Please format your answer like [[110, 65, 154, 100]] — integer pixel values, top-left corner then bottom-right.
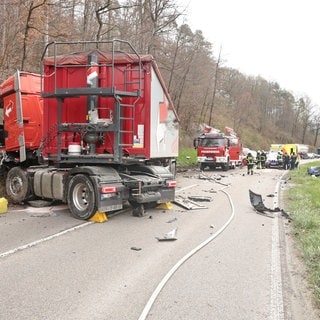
[[256, 151, 261, 169], [260, 150, 266, 168], [246, 152, 254, 175], [277, 151, 283, 168]]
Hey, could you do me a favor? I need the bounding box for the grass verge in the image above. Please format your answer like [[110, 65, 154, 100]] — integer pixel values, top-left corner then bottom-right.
[[176, 147, 198, 168], [285, 161, 320, 307]]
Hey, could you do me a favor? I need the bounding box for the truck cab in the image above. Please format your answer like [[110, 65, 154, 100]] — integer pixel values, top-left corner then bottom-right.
[[194, 132, 230, 171]]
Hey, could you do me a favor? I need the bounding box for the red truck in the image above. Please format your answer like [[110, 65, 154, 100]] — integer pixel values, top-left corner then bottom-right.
[[194, 125, 243, 171], [0, 40, 179, 219]]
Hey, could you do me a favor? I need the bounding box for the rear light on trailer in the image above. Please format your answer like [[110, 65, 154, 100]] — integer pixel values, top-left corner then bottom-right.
[[100, 186, 117, 193], [100, 186, 117, 200], [166, 180, 177, 188]]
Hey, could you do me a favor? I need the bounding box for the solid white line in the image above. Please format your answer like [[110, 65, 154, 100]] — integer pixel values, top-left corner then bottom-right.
[[270, 178, 285, 320], [0, 222, 93, 259], [138, 186, 235, 320]]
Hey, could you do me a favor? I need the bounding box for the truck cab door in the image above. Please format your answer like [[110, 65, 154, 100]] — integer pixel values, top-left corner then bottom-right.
[[3, 71, 26, 161]]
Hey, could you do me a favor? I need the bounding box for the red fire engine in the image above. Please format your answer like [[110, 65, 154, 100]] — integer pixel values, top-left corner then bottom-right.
[[194, 125, 243, 171]]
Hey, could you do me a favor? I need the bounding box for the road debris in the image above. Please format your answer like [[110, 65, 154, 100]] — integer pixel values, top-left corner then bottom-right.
[[131, 247, 142, 251], [204, 189, 217, 194], [249, 189, 281, 214], [156, 228, 177, 241], [188, 196, 212, 202], [173, 195, 208, 210]]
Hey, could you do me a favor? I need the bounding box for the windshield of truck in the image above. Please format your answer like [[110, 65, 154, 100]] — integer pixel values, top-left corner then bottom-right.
[[229, 137, 239, 146], [199, 138, 224, 147]]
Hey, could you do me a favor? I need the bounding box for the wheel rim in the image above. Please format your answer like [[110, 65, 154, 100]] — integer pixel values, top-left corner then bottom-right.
[[72, 182, 91, 211], [10, 176, 23, 196]]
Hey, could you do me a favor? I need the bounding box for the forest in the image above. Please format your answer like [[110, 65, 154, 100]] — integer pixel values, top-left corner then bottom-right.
[[1, 0, 319, 151]]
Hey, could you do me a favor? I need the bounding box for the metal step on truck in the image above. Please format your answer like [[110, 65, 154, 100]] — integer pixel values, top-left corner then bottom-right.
[[0, 40, 179, 219]]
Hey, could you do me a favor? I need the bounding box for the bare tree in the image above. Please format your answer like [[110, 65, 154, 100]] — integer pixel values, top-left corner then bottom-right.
[[141, 0, 181, 55], [0, 0, 319, 149], [21, 1, 48, 70], [208, 46, 222, 126], [311, 112, 320, 147], [298, 96, 314, 143]]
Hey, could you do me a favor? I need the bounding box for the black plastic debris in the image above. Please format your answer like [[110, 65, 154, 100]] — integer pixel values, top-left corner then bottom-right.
[[307, 166, 320, 176], [280, 209, 292, 220], [249, 189, 281, 213], [131, 247, 142, 251]]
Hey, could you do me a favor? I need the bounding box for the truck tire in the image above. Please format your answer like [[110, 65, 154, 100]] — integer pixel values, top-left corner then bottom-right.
[[222, 162, 229, 171], [67, 174, 97, 220], [6, 167, 31, 203]]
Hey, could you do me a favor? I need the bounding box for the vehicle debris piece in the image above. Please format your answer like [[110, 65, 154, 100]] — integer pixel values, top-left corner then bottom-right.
[[249, 189, 281, 213], [280, 209, 292, 220], [167, 217, 177, 223], [188, 196, 212, 202], [307, 166, 320, 177], [173, 195, 208, 210], [131, 247, 142, 251], [204, 188, 217, 194], [199, 173, 222, 181], [156, 228, 177, 241]]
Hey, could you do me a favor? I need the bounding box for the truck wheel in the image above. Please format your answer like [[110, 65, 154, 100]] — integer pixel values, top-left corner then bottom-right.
[[67, 174, 97, 220], [6, 167, 31, 203], [222, 163, 229, 171], [132, 203, 146, 217], [200, 163, 206, 171]]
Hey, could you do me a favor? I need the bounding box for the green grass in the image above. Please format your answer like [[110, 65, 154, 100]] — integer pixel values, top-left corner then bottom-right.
[[286, 161, 320, 306], [177, 147, 198, 168]]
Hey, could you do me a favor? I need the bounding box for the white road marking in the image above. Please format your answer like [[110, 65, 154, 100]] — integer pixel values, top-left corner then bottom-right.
[[270, 179, 285, 320], [138, 185, 235, 320], [0, 222, 93, 259]]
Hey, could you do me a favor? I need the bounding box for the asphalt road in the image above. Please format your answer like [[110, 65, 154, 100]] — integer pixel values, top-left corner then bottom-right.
[[0, 165, 319, 320]]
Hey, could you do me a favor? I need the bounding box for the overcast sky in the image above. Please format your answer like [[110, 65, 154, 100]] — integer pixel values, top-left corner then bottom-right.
[[177, 0, 320, 107]]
